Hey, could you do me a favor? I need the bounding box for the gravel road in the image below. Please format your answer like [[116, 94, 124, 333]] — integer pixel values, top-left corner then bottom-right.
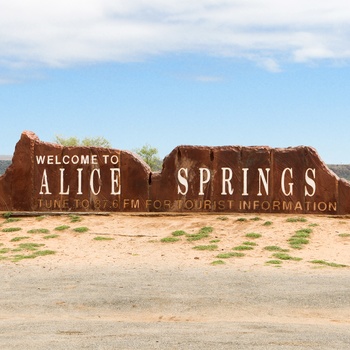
[[0, 264, 349, 349]]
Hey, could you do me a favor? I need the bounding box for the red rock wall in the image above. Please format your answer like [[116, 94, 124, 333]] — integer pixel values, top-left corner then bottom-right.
[[0, 131, 349, 214]]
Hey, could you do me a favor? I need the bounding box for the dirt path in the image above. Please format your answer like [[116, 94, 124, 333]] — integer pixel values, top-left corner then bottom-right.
[[0, 213, 350, 349]]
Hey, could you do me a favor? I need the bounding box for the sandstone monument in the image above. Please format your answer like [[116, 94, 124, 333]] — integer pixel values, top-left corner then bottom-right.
[[1, 131, 349, 214]]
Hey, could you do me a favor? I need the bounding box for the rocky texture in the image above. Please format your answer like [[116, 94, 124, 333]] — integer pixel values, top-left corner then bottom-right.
[[0, 131, 349, 214]]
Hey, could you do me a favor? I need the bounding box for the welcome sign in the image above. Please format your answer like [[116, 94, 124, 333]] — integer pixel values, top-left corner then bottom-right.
[[1, 131, 350, 214]]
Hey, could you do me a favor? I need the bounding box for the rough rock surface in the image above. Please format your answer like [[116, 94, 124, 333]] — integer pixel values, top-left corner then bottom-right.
[[0, 131, 349, 214]]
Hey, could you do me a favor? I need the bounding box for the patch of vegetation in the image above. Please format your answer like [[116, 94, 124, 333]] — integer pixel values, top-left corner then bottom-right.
[[250, 217, 262, 221], [266, 260, 282, 265], [193, 244, 218, 251], [338, 233, 350, 238], [54, 225, 70, 231], [308, 223, 319, 227], [264, 245, 289, 252], [216, 252, 245, 259], [10, 236, 29, 242], [233, 245, 254, 251], [286, 217, 307, 223], [211, 260, 225, 265], [93, 236, 114, 241], [272, 253, 302, 261], [0, 248, 11, 254], [160, 237, 180, 243], [171, 230, 187, 237], [27, 228, 50, 234], [43, 234, 59, 239], [18, 243, 45, 251], [186, 226, 213, 241], [69, 215, 82, 223], [73, 227, 89, 233], [5, 218, 21, 223], [36, 216, 47, 221], [236, 218, 247, 222], [309, 260, 348, 268], [288, 228, 312, 249], [2, 227, 22, 232], [209, 239, 220, 243], [12, 250, 56, 262], [263, 221, 273, 226], [217, 216, 229, 221], [245, 232, 261, 239], [242, 241, 258, 246], [3, 212, 13, 219]]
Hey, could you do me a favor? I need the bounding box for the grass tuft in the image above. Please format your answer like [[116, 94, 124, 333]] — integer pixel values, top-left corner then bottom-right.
[[161, 237, 180, 243], [54, 225, 70, 231], [216, 252, 245, 259], [93, 236, 114, 241], [310, 260, 347, 268], [245, 232, 261, 239], [272, 253, 302, 261], [242, 241, 258, 246], [211, 260, 225, 265], [263, 221, 273, 226], [69, 215, 82, 223], [27, 228, 50, 234], [186, 226, 213, 241], [338, 233, 350, 238], [43, 234, 59, 239], [266, 260, 283, 265], [286, 217, 307, 223], [171, 230, 187, 237], [193, 244, 218, 251], [233, 245, 254, 251], [217, 216, 229, 221], [264, 245, 289, 252], [73, 227, 89, 233], [10, 236, 30, 242], [2, 227, 22, 232]]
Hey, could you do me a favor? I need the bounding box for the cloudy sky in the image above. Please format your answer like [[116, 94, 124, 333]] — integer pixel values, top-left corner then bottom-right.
[[1, 0, 350, 163]]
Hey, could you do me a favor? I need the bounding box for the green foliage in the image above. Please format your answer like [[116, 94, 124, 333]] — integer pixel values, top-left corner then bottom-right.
[[286, 217, 307, 223], [186, 226, 213, 241], [216, 252, 245, 259], [93, 236, 114, 241], [54, 135, 111, 148], [43, 234, 59, 239], [245, 232, 261, 239], [73, 227, 89, 233], [289, 228, 312, 249], [211, 260, 225, 265], [310, 260, 348, 268], [27, 228, 50, 234], [55, 225, 70, 231], [134, 144, 162, 171], [160, 237, 180, 243], [233, 245, 254, 251], [264, 245, 289, 252], [263, 221, 273, 226], [2, 227, 22, 232], [171, 230, 187, 236], [192, 244, 218, 251], [266, 260, 282, 265], [272, 253, 302, 261], [69, 215, 82, 223], [10, 236, 29, 242]]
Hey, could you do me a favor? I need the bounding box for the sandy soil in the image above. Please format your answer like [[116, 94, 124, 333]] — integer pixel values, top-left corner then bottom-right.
[[0, 213, 349, 349]]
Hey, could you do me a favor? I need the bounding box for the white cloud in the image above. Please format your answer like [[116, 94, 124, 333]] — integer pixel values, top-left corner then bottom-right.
[[1, 0, 350, 70]]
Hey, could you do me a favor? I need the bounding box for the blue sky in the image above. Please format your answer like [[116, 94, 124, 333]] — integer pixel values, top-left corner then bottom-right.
[[1, 0, 350, 163]]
